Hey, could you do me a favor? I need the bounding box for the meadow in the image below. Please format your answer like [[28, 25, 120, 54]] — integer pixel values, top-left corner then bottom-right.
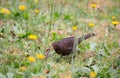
[[0, 0, 120, 78]]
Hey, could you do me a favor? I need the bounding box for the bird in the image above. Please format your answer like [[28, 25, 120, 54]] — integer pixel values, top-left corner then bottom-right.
[[52, 33, 96, 56]]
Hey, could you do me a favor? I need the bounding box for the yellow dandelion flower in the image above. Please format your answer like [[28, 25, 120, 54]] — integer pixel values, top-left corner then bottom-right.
[[39, 76, 45, 78], [90, 71, 97, 78], [65, 75, 71, 78], [19, 5, 27, 11], [1, 8, 11, 15], [112, 21, 119, 26], [28, 34, 37, 40], [112, 16, 116, 20], [34, 9, 39, 14], [34, 0, 38, 3], [88, 23, 95, 27], [72, 26, 77, 31], [91, 3, 97, 8], [37, 54, 45, 59], [20, 66, 26, 71], [27, 56, 35, 62]]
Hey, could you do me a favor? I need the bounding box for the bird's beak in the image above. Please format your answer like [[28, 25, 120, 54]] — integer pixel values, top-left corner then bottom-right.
[[45, 46, 54, 58]]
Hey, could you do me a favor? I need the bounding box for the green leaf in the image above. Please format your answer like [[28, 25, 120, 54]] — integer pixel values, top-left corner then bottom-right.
[[18, 32, 32, 38], [0, 73, 6, 78], [23, 12, 29, 19], [89, 42, 97, 51], [24, 71, 32, 78], [91, 65, 99, 72], [54, 12, 60, 19], [87, 57, 93, 66], [7, 72, 14, 78], [64, 14, 71, 20], [14, 12, 20, 17]]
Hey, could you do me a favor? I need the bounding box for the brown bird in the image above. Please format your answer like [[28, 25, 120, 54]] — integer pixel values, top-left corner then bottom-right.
[[52, 33, 96, 56]]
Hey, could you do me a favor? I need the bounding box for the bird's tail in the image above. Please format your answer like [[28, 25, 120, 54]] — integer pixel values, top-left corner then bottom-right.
[[78, 33, 96, 43], [82, 33, 96, 40]]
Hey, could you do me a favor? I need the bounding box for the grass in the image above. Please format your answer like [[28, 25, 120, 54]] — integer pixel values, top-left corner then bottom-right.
[[0, 0, 120, 78]]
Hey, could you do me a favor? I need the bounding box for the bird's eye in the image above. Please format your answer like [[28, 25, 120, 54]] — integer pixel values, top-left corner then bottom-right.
[[56, 42, 60, 47], [52, 42, 59, 48]]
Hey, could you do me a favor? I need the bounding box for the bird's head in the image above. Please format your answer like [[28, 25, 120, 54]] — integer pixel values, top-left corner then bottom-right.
[[52, 42, 60, 51]]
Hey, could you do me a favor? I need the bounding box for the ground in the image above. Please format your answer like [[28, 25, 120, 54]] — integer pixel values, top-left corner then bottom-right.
[[0, 0, 120, 78]]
